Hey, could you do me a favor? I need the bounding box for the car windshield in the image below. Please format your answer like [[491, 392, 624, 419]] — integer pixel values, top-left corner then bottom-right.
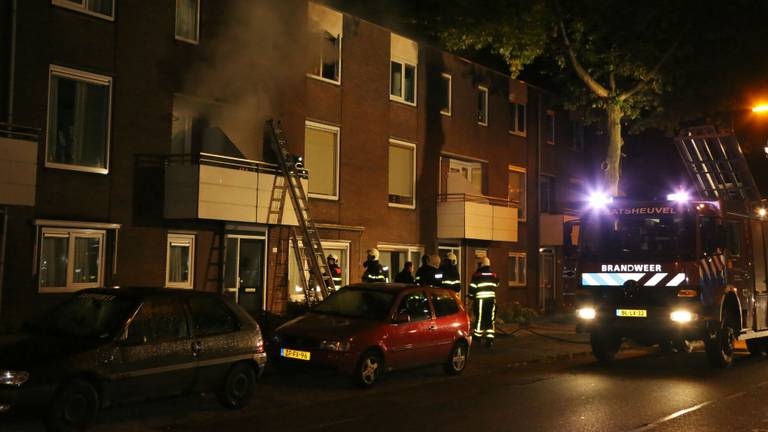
[[581, 210, 695, 259], [312, 288, 396, 321], [28, 292, 138, 340]]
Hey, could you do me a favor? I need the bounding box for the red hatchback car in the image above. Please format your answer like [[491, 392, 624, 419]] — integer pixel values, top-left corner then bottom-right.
[[269, 283, 471, 388]]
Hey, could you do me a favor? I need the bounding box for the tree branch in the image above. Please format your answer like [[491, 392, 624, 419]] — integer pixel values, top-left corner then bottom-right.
[[609, 71, 616, 93], [619, 33, 683, 101], [558, 18, 610, 98]]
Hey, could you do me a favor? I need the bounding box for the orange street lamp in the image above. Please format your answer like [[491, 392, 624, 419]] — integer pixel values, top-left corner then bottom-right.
[[753, 104, 768, 113]]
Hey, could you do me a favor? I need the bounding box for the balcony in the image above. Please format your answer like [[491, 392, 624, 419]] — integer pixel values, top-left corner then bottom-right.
[[540, 213, 579, 246], [437, 194, 518, 242], [164, 153, 302, 225], [0, 124, 38, 207]]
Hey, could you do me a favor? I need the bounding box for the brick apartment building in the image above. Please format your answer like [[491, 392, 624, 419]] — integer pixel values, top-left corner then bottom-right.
[[0, 0, 588, 324]]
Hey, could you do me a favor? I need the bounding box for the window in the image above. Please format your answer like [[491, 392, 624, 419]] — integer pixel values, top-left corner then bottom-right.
[[388, 139, 416, 208], [571, 120, 584, 151], [188, 296, 239, 337], [445, 158, 483, 195], [477, 86, 489, 126], [378, 244, 423, 280], [125, 300, 190, 345], [39, 228, 105, 293], [439, 74, 452, 115], [390, 34, 418, 105], [171, 94, 251, 158], [46, 65, 112, 174], [508, 252, 527, 287], [304, 121, 340, 199], [540, 175, 554, 214], [510, 103, 526, 136], [546, 110, 556, 145], [175, 0, 200, 44], [52, 0, 114, 20], [431, 291, 460, 317], [508, 166, 527, 221], [396, 291, 431, 322], [166, 234, 195, 289], [308, 3, 342, 84], [289, 240, 349, 302]]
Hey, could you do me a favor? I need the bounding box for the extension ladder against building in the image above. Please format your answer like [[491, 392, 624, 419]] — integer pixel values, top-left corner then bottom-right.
[[266, 119, 334, 304]]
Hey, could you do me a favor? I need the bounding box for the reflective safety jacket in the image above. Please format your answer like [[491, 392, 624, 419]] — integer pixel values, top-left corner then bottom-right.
[[327, 263, 343, 289], [439, 264, 461, 292], [362, 260, 389, 283], [468, 266, 498, 299]]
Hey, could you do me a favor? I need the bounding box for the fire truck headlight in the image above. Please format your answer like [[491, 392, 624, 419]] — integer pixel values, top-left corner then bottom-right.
[[667, 190, 690, 203], [577, 307, 596, 320], [670, 310, 695, 323], [587, 192, 612, 210]]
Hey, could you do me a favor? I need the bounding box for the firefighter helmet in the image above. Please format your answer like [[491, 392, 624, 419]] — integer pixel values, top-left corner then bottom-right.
[[446, 252, 458, 265], [367, 248, 380, 260], [327, 254, 338, 263], [481, 256, 491, 267]]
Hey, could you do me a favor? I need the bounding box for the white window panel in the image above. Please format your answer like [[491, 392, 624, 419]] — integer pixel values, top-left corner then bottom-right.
[[478, 86, 488, 126], [304, 121, 340, 200], [390, 33, 418, 106], [52, 0, 115, 21], [288, 240, 349, 302], [509, 166, 527, 222], [546, 110, 556, 145], [509, 103, 526, 136], [508, 252, 527, 287], [39, 227, 106, 293], [46, 65, 112, 174], [166, 233, 195, 289], [378, 244, 423, 282], [307, 3, 342, 84], [388, 139, 416, 208], [175, 0, 200, 44], [440, 74, 452, 116]]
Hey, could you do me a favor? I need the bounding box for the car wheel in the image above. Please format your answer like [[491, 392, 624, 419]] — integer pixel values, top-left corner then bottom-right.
[[705, 318, 736, 368], [45, 379, 99, 432], [354, 350, 383, 389], [590, 330, 622, 364], [217, 362, 257, 409], [443, 340, 469, 376], [747, 337, 768, 357]]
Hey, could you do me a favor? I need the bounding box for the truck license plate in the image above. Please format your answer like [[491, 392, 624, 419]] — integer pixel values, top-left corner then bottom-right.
[[616, 309, 647, 317], [281, 348, 311, 361]]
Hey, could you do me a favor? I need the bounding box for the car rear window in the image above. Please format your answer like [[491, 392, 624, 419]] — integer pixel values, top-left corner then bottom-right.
[[431, 291, 460, 317], [188, 296, 239, 337]]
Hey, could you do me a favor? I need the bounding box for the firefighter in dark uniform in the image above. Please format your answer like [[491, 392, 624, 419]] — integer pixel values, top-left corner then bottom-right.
[[468, 257, 498, 347], [414, 255, 429, 285], [440, 252, 461, 293], [394, 261, 415, 283], [362, 248, 389, 283], [416, 254, 443, 287], [326, 254, 343, 290]]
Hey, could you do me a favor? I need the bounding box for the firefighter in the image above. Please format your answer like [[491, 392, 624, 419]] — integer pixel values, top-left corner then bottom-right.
[[440, 252, 461, 293], [326, 254, 343, 290], [394, 261, 415, 283], [468, 257, 498, 347], [417, 254, 443, 287], [362, 248, 389, 283], [414, 255, 429, 285]]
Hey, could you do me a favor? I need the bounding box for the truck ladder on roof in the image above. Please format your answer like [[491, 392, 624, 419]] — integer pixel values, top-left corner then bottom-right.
[[674, 126, 761, 202], [266, 119, 334, 304]]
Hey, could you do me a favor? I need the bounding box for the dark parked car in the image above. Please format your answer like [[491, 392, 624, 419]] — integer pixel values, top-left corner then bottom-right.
[[269, 283, 471, 388], [0, 288, 266, 431]]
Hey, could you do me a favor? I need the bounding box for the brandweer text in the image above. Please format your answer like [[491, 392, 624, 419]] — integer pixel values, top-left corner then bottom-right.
[[601, 264, 662, 272]]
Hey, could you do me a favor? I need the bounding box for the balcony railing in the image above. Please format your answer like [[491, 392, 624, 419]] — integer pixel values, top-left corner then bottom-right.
[[164, 153, 302, 225], [437, 193, 518, 242], [0, 123, 39, 207]]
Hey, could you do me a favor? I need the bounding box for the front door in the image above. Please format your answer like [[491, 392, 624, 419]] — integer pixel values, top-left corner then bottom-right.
[[225, 235, 266, 316], [539, 248, 555, 312]]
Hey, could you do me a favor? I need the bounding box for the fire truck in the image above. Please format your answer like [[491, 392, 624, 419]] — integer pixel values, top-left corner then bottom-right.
[[576, 126, 768, 367]]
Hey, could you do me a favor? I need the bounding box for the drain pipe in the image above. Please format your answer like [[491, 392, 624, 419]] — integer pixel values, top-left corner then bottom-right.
[[0, 209, 6, 321], [7, 0, 17, 123]]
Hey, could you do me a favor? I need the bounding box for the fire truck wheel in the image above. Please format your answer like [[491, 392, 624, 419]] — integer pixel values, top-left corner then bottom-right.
[[705, 319, 736, 368], [746, 338, 768, 357], [590, 331, 622, 363]]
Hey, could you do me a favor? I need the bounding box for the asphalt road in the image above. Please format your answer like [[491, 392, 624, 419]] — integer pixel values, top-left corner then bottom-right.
[[6, 346, 768, 431]]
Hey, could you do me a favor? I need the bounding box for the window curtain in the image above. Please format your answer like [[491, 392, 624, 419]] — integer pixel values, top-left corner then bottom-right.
[[176, 0, 198, 40], [305, 126, 337, 196], [388, 145, 413, 198], [87, 0, 113, 16], [73, 237, 100, 284], [41, 236, 68, 288], [169, 244, 190, 283]]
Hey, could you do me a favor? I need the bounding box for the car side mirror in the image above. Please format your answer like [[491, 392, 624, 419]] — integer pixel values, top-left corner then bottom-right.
[[393, 313, 411, 324]]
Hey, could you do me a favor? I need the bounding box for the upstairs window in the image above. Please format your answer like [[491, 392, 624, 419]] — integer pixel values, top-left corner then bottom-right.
[[304, 121, 340, 200], [508, 166, 527, 221], [477, 86, 489, 126], [175, 0, 200, 44], [308, 3, 342, 84], [46, 65, 112, 174], [546, 110, 556, 145], [510, 103, 526, 136], [53, 0, 114, 20], [390, 34, 418, 105], [540, 175, 554, 214], [571, 120, 585, 151], [439, 74, 452, 115], [388, 139, 416, 208]]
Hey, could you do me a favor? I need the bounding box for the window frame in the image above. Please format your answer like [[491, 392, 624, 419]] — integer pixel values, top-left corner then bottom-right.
[[174, 0, 201, 44], [546, 110, 556, 145], [38, 227, 106, 294], [540, 174, 554, 214], [288, 239, 350, 302], [508, 252, 527, 287], [394, 290, 433, 322], [52, 0, 115, 21], [308, 33, 343, 85], [508, 165, 527, 222], [388, 138, 417, 209], [570, 120, 584, 152], [509, 102, 527, 137], [304, 120, 341, 200], [389, 60, 418, 107], [440, 73, 452, 116], [377, 243, 424, 280], [477, 85, 489, 126], [166, 233, 196, 289], [46, 65, 113, 174]]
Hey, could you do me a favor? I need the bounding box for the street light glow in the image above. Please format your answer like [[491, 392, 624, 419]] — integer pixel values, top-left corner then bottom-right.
[[753, 104, 768, 113]]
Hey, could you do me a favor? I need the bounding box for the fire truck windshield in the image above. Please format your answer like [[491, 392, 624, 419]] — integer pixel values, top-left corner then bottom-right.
[[580, 212, 694, 259]]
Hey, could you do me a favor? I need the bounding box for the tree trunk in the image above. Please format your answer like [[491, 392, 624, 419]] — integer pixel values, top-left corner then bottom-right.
[[605, 103, 624, 196]]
